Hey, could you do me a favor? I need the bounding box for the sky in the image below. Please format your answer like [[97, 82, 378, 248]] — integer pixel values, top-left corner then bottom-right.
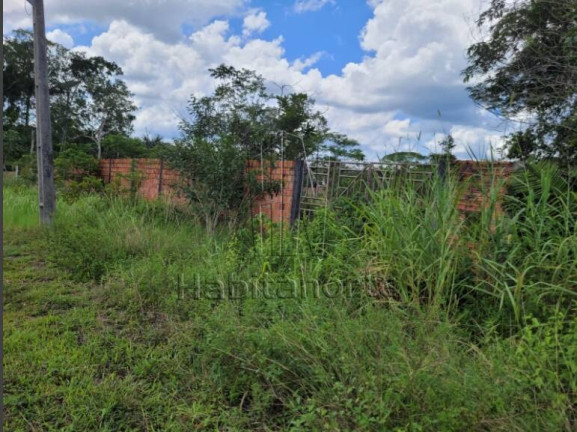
[[3, 0, 514, 160]]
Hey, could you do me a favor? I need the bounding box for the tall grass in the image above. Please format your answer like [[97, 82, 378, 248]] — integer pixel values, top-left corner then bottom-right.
[[4, 163, 577, 430], [3, 181, 39, 229]]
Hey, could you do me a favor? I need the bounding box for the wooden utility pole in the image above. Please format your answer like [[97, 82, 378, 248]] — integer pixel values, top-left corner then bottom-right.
[[28, 0, 55, 224]]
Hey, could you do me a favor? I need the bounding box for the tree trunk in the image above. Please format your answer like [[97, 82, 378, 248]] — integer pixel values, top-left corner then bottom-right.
[[97, 138, 102, 159], [30, 128, 36, 154], [25, 96, 31, 127], [95, 117, 107, 159]]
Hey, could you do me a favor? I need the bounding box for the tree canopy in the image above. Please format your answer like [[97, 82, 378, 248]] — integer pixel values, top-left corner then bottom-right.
[[463, 0, 577, 162], [3, 30, 137, 165], [179, 64, 364, 161], [381, 152, 427, 165]]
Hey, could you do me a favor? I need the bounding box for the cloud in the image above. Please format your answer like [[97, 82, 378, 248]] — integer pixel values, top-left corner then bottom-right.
[[47, 29, 74, 48], [242, 10, 270, 37], [7, 0, 507, 159], [76, 19, 322, 139], [293, 0, 335, 14], [315, 0, 481, 122], [3, 0, 247, 41]]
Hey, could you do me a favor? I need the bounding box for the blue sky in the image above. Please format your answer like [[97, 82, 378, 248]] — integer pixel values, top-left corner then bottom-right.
[[241, 0, 373, 75], [3, 0, 511, 159]]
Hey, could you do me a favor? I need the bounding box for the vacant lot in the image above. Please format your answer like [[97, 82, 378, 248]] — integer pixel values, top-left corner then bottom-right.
[[3, 174, 576, 431]]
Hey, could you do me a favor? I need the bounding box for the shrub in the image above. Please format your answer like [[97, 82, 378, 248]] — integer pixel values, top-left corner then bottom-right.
[[15, 154, 37, 182], [61, 176, 105, 202], [54, 148, 99, 181]]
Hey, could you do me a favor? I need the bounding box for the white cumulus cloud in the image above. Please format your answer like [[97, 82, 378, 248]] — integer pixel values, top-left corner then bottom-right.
[[47, 29, 74, 48], [3, 0, 247, 41], [242, 10, 270, 37]]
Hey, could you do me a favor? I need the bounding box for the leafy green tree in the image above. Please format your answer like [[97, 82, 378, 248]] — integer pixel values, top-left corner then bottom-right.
[[172, 64, 363, 228], [3, 30, 37, 128], [181, 65, 269, 154], [3, 30, 48, 167], [381, 151, 427, 164], [427, 135, 457, 166], [75, 55, 136, 158], [3, 29, 137, 162], [101, 134, 148, 159], [439, 134, 456, 156], [463, 0, 577, 162], [51, 52, 137, 158], [180, 64, 364, 161], [3, 129, 29, 169], [505, 130, 539, 162], [142, 134, 173, 159], [166, 138, 250, 231]]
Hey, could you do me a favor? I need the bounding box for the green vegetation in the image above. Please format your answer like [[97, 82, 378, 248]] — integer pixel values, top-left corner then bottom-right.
[[3, 30, 138, 165], [4, 165, 576, 431], [464, 0, 577, 162]]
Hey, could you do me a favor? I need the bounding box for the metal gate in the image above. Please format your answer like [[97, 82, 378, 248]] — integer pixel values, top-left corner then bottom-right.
[[297, 160, 438, 219]]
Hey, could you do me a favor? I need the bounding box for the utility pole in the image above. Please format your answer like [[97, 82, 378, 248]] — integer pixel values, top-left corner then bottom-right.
[[28, 0, 55, 224]]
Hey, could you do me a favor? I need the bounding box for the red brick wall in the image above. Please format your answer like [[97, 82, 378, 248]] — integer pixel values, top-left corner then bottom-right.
[[99, 158, 516, 224], [99, 158, 185, 204], [99, 158, 296, 222], [247, 160, 295, 225], [454, 161, 515, 215]]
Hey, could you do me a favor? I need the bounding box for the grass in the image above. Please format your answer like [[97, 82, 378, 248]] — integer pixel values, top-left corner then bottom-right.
[[3, 169, 577, 431]]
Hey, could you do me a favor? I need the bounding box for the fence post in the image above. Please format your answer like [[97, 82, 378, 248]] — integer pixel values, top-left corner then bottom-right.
[[108, 158, 112, 183], [130, 158, 137, 199], [290, 159, 304, 227], [366, 163, 374, 200], [158, 159, 164, 198], [328, 159, 338, 201]]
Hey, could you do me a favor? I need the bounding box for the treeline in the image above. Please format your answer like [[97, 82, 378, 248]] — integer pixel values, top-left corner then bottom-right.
[[3, 30, 364, 175], [3, 30, 165, 169]]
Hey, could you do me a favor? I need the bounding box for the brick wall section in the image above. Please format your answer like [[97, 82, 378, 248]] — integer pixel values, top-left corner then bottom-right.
[[247, 160, 295, 225], [99, 158, 185, 204], [99, 158, 296, 221], [99, 158, 516, 224], [454, 161, 516, 214]]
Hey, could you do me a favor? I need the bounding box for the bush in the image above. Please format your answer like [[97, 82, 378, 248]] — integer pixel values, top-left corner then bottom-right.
[[60, 176, 105, 202], [15, 154, 37, 182], [54, 148, 100, 181]]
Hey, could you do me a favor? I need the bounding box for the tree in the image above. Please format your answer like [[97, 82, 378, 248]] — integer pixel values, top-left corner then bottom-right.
[[166, 137, 251, 231], [173, 64, 364, 229], [463, 0, 577, 162], [3, 29, 137, 162], [180, 64, 364, 161], [3, 30, 36, 128], [505, 130, 539, 162], [439, 134, 456, 156], [61, 52, 136, 158], [101, 134, 147, 159], [3, 30, 43, 167], [381, 151, 427, 165], [427, 134, 457, 166], [181, 65, 269, 154]]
